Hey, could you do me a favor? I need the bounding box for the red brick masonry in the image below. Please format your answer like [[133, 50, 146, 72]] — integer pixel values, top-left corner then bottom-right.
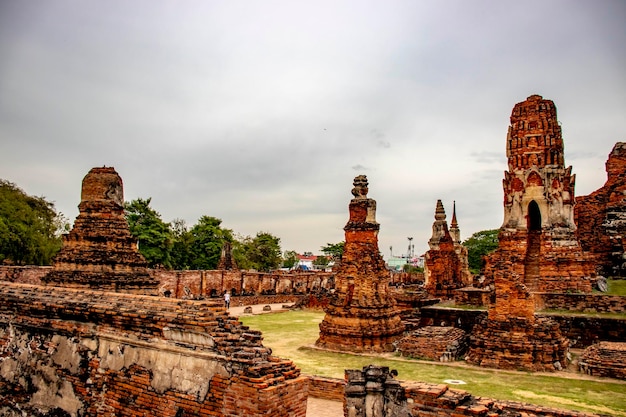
[[0, 282, 308, 416]]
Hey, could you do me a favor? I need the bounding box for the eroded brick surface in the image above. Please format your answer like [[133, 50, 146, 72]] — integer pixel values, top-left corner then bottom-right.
[[575, 142, 626, 278], [0, 282, 308, 416]]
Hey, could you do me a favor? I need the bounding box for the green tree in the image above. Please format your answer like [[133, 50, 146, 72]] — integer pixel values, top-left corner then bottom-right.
[[236, 232, 282, 272], [282, 250, 299, 269], [188, 216, 234, 270], [170, 218, 193, 270], [313, 255, 330, 269], [462, 229, 499, 273], [321, 241, 345, 261], [0, 180, 65, 265], [125, 198, 173, 268], [232, 234, 254, 270]]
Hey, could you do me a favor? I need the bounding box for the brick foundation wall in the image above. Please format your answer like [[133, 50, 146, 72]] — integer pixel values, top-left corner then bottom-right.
[[307, 376, 345, 401], [0, 282, 308, 417], [418, 306, 485, 333], [418, 307, 626, 348], [453, 287, 494, 306], [542, 314, 626, 347], [0, 265, 51, 284], [535, 292, 626, 313]]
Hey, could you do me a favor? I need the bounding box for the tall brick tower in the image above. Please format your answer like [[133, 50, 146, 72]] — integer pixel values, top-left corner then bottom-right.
[[316, 175, 404, 352], [43, 167, 158, 294], [484, 94, 595, 292], [469, 95, 595, 372]]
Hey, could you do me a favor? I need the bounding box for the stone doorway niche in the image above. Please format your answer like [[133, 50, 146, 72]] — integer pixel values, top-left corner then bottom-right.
[[525, 200, 541, 288]]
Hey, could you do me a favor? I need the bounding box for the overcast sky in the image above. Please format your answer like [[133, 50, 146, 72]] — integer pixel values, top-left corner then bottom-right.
[[1, 1, 625, 258]]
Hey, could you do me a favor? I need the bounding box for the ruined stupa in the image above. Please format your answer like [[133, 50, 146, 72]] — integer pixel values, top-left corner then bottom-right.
[[316, 175, 404, 352], [42, 166, 158, 294], [482, 94, 595, 292], [423, 200, 471, 298]]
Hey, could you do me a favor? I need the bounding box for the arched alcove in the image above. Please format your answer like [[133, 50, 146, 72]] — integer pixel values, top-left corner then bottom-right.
[[524, 200, 542, 290], [528, 200, 542, 230]]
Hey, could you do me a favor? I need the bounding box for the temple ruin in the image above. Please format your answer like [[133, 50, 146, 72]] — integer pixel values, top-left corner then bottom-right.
[[575, 142, 626, 278], [468, 95, 581, 371], [42, 166, 158, 294], [1, 106, 624, 415], [423, 200, 471, 298], [0, 166, 309, 417], [315, 175, 404, 352], [483, 94, 595, 292]]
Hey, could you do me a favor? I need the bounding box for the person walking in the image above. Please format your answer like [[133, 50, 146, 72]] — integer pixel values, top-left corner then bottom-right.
[[224, 291, 230, 309]]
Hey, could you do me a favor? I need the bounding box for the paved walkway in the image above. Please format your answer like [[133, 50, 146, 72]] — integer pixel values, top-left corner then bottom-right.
[[306, 397, 343, 417], [227, 304, 344, 416]]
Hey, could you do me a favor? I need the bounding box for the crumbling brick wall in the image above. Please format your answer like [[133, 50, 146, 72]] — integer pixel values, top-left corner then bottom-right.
[[150, 269, 333, 298], [0, 266, 334, 298], [575, 142, 626, 278], [0, 282, 308, 417]]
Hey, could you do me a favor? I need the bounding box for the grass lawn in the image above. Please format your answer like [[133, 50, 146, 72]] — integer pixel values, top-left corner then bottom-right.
[[240, 310, 626, 416], [608, 278, 626, 296]]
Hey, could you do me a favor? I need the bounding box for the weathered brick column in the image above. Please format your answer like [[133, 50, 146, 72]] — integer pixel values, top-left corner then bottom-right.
[[316, 175, 404, 353]]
